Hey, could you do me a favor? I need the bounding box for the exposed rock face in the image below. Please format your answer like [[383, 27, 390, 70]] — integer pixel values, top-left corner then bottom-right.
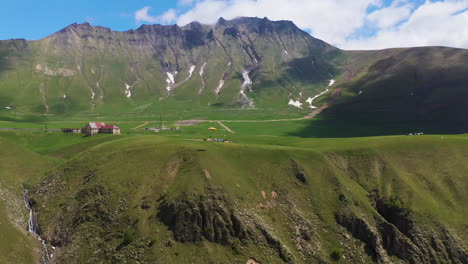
[[35, 64, 76, 77], [336, 191, 468, 264], [158, 190, 248, 245], [336, 208, 387, 261], [29, 171, 146, 263], [158, 188, 295, 262]]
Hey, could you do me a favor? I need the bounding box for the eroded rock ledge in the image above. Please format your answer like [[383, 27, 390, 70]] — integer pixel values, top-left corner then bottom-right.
[[336, 191, 467, 264]]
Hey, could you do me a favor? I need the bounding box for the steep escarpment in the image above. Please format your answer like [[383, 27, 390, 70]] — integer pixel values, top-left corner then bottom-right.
[[158, 189, 249, 245], [336, 192, 467, 264], [158, 188, 297, 262], [329, 146, 468, 264]]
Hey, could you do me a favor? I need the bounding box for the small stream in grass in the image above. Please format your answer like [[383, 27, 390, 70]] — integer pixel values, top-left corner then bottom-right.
[[22, 188, 54, 263]]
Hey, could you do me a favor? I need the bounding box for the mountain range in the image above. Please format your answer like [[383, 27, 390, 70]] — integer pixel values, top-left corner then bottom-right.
[[0, 17, 467, 264], [1, 17, 466, 133]]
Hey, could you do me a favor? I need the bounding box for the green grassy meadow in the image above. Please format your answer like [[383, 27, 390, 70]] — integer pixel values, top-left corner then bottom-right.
[[0, 118, 467, 263]]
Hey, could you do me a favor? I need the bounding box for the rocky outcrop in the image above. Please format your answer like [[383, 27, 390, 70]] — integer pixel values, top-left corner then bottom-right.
[[336, 191, 468, 264], [336, 208, 388, 262], [158, 190, 248, 245], [35, 64, 76, 77], [288, 159, 307, 184], [158, 188, 295, 262]]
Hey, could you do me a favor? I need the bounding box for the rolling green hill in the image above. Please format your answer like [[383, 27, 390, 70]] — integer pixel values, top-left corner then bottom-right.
[[0, 131, 467, 263]]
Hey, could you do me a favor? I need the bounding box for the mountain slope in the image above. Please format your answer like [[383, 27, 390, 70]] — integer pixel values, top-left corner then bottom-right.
[[0, 17, 466, 131], [320, 47, 468, 134], [0, 17, 340, 116]]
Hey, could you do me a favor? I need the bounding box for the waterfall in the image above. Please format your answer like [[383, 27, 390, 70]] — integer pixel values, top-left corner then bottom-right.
[[23, 189, 52, 263]]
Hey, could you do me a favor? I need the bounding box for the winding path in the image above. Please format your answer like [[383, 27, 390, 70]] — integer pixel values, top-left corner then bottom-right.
[[217, 121, 234, 133], [131, 121, 150, 131]]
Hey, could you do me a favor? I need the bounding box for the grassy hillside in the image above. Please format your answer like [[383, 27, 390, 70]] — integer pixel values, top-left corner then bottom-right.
[[307, 47, 468, 137], [0, 137, 61, 264], [0, 129, 464, 263]]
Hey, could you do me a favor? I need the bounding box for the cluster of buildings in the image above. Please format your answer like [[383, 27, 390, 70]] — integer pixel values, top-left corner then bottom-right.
[[144, 124, 178, 132], [203, 138, 232, 143], [62, 122, 120, 136], [407, 132, 424, 136]]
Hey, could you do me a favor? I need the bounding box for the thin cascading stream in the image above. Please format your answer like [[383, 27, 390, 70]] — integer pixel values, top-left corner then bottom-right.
[[23, 189, 52, 263]]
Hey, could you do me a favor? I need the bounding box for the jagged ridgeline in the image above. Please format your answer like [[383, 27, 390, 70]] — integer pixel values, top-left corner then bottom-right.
[[0, 17, 339, 114]]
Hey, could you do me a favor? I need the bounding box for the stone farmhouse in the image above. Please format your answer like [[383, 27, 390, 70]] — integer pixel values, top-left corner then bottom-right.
[[82, 122, 120, 136]]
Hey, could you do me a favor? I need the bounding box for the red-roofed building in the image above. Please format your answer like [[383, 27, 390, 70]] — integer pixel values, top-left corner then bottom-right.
[[82, 122, 120, 136], [100, 125, 121, 135]]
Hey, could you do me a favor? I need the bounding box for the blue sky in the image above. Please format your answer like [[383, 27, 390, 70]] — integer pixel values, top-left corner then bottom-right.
[[0, 0, 202, 40], [0, 0, 173, 40], [1, 0, 466, 49]]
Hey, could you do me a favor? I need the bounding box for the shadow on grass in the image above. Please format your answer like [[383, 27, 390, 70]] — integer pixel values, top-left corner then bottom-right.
[[288, 118, 468, 138]]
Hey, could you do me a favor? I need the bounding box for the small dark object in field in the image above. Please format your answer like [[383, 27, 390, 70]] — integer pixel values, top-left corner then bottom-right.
[[295, 172, 306, 183], [330, 248, 342, 261], [197, 149, 207, 152]]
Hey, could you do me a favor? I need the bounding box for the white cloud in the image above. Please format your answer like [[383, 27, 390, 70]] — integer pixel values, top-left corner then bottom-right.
[[135, 6, 159, 23], [135, 6, 179, 25], [135, 0, 468, 49], [159, 9, 178, 24], [367, 0, 414, 28], [344, 0, 468, 49]]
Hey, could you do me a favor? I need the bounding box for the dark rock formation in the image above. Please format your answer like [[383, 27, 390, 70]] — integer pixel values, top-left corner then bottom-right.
[[336, 191, 468, 264], [157, 188, 295, 262], [289, 159, 307, 184], [157, 190, 248, 245]]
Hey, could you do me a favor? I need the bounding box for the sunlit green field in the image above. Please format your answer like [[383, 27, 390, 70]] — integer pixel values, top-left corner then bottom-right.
[[1, 117, 467, 263]]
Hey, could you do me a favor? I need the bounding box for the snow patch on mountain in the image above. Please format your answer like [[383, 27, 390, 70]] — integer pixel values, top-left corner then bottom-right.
[[189, 65, 196, 78], [239, 70, 255, 108], [306, 79, 335, 108], [215, 63, 232, 95], [215, 80, 225, 95], [124, 83, 132, 98], [199, 62, 206, 76], [166, 72, 177, 92], [288, 99, 303, 109], [242, 70, 252, 88], [167, 72, 175, 84]]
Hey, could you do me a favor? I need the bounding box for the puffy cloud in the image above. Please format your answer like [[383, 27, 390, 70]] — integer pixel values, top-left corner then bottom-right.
[[344, 0, 468, 49], [367, 0, 414, 28], [135, 6, 159, 23], [159, 9, 178, 24], [135, 6, 179, 25], [134, 0, 468, 49]]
